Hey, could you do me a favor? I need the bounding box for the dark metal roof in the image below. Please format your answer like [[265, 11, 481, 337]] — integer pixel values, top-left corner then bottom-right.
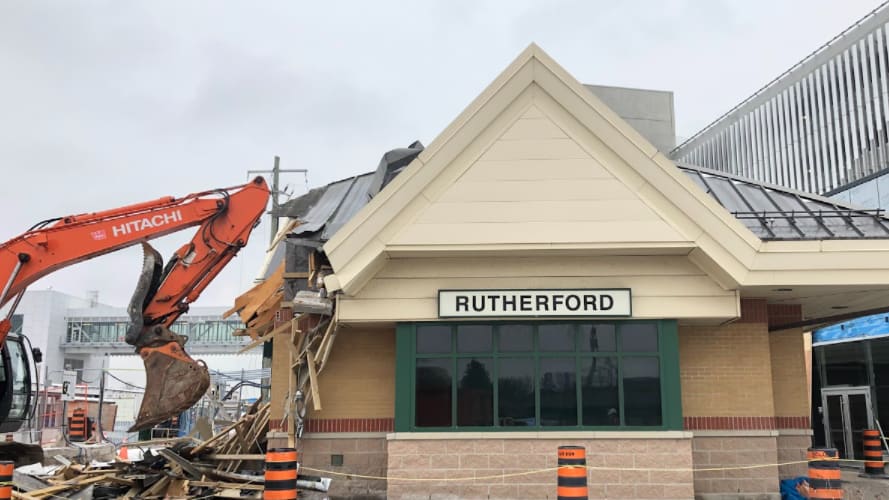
[[275, 141, 424, 245], [678, 163, 889, 240]]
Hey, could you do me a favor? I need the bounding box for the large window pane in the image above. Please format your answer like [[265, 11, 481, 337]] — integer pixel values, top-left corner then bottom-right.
[[540, 358, 577, 426], [539, 324, 574, 352], [417, 325, 451, 353], [579, 324, 616, 352], [498, 358, 535, 426], [581, 357, 619, 426], [457, 358, 493, 426], [457, 325, 492, 353], [499, 324, 533, 352], [621, 324, 658, 352], [416, 358, 452, 427], [623, 357, 661, 426], [822, 342, 869, 386]]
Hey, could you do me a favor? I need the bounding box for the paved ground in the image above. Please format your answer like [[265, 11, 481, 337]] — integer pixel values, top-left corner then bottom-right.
[[842, 469, 889, 499]]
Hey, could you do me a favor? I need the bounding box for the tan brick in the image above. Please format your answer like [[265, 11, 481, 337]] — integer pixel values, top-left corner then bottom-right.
[[693, 437, 724, 451], [663, 483, 695, 499], [604, 453, 634, 468], [680, 324, 775, 416], [617, 439, 649, 453], [488, 483, 519, 499], [605, 483, 637, 499], [446, 440, 475, 454], [588, 468, 620, 484], [428, 453, 459, 468], [458, 484, 489, 499], [635, 483, 665, 498], [619, 469, 648, 484], [460, 454, 489, 468], [514, 484, 552, 499], [650, 468, 693, 484]]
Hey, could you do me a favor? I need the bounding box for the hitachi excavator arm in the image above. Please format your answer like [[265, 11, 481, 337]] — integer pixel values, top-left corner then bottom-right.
[[0, 177, 270, 431]]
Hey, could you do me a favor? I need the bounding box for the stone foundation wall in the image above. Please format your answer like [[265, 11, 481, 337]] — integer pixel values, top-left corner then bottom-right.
[[299, 435, 388, 499], [692, 435, 779, 495], [776, 433, 811, 479], [387, 435, 694, 500]]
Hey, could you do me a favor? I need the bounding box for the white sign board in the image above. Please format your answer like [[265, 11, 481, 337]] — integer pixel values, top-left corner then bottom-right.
[[438, 289, 632, 318], [61, 370, 78, 401]]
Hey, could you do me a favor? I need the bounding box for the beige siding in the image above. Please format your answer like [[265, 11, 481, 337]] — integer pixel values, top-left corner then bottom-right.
[[338, 256, 738, 322], [388, 104, 691, 248]]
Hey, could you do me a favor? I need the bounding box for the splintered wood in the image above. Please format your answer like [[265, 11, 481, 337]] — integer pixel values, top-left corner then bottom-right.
[[227, 232, 338, 444], [14, 405, 272, 499]]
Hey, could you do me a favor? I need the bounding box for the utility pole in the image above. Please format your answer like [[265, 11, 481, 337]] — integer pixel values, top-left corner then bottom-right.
[[248, 156, 308, 245]]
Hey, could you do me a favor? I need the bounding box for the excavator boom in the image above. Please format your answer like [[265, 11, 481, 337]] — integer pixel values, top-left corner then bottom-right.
[[0, 177, 270, 431]]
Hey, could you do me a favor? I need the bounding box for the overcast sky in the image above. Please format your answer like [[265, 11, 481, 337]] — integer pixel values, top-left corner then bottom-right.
[[2, 0, 887, 308]]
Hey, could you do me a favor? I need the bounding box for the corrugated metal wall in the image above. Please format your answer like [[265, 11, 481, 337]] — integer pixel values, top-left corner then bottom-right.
[[672, 5, 889, 195]]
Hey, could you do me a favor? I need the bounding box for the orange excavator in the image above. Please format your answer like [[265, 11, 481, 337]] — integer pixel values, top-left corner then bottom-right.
[[0, 177, 270, 432]]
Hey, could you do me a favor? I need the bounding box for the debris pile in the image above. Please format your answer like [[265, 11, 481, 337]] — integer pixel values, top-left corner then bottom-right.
[[13, 403, 330, 499]]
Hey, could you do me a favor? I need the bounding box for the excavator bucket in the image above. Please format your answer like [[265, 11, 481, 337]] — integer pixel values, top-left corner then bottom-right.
[[126, 243, 210, 432], [129, 339, 210, 432]]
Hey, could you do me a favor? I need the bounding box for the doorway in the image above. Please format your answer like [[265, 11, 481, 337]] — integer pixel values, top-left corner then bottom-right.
[[821, 386, 874, 459]]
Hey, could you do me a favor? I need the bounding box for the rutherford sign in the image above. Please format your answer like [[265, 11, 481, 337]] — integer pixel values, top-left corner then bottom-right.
[[438, 289, 631, 318]]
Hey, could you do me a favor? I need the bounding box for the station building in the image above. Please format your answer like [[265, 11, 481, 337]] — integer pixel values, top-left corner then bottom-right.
[[266, 45, 889, 499]]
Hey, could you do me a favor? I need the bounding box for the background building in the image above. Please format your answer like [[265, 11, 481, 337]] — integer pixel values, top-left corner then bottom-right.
[[671, 4, 889, 207]]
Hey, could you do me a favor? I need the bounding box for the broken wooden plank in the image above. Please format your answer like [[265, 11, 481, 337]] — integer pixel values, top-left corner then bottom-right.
[[28, 473, 113, 498], [306, 349, 321, 411], [157, 449, 204, 480], [206, 453, 265, 461], [238, 318, 293, 354], [190, 480, 264, 491]]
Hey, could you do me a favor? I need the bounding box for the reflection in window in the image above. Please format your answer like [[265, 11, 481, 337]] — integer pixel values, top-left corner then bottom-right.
[[581, 357, 619, 426], [457, 325, 492, 353], [540, 358, 577, 426], [539, 324, 574, 352], [498, 358, 535, 426], [623, 357, 661, 426], [579, 324, 616, 352], [499, 325, 533, 352], [621, 324, 658, 352], [416, 358, 452, 427], [417, 325, 451, 354], [457, 358, 493, 426]]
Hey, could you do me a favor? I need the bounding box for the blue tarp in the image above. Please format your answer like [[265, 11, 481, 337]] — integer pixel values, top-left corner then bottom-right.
[[779, 477, 807, 500], [813, 312, 889, 345]]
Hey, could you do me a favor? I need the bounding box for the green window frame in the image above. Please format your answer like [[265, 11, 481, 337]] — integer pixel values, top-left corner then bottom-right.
[[395, 320, 681, 432]]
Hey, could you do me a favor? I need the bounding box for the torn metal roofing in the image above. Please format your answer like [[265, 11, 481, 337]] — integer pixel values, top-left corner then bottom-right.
[[678, 163, 889, 240], [275, 142, 424, 244]]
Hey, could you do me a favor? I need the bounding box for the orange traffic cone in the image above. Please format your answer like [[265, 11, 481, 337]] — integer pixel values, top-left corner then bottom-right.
[[118, 437, 129, 460]]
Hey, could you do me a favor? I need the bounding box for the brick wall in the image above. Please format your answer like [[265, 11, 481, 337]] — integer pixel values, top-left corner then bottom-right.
[[692, 436, 779, 495], [306, 327, 396, 420], [679, 322, 776, 417], [300, 437, 388, 499], [776, 434, 810, 479], [386, 437, 694, 500], [769, 328, 809, 418]]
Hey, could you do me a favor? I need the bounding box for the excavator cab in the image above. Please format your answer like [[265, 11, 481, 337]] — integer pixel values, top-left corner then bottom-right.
[[0, 333, 37, 433]]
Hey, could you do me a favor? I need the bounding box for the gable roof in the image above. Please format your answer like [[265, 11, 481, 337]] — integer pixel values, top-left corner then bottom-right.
[[321, 43, 763, 295], [310, 44, 889, 325]]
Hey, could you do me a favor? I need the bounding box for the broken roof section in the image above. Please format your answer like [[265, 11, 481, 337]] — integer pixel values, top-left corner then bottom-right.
[[679, 163, 889, 240], [274, 140, 425, 245]]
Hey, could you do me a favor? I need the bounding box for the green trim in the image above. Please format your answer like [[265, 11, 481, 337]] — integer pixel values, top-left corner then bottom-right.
[[394, 324, 414, 432], [397, 320, 683, 432], [659, 319, 683, 430]]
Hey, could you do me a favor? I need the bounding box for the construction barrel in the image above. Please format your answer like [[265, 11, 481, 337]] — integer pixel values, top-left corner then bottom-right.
[[264, 448, 298, 499], [68, 408, 87, 442]]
